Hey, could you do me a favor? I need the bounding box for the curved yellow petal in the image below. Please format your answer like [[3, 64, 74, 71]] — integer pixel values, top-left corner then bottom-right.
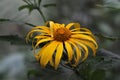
[[70, 39, 88, 61], [49, 21, 55, 37], [71, 28, 80, 32], [64, 41, 74, 62], [71, 34, 97, 46], [26, 29, 50, 41], [40, 41, 59, 68], [77, 43, 88, 61], [68, 40, 81, 66], [35, 37, 53, 48], [55, 43, 63, 69], [66, 23, 80, 30], [32, 26, 50, 31], [78, 40, 98, 56], [32, 29, 50, 34], [80, 28, 92, 33], [71, 31, 96, 40], [34, 42, 51, 61], [71, 31, 92, 34], [34, 35, 48, 40]]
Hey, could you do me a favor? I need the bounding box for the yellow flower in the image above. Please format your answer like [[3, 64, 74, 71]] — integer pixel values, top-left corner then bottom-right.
[[26, 21, 98, 69]]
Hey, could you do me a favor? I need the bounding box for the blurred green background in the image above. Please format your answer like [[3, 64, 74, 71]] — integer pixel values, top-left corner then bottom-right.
[[0, 0, 120, 80]]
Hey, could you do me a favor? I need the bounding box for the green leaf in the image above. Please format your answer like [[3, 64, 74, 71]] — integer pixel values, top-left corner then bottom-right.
[[43, 3, 56, 8], [90, 69, 106, 80], [28, 7, 34, 13], [19, 4, 35, 13], [18, 5, 30, 11]]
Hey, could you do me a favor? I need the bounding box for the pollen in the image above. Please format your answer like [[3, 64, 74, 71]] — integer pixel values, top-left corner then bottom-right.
[[53, 28, 71, 41]]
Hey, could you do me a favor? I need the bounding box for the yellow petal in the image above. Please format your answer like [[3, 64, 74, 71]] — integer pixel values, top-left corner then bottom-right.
[[55, 43, 63, 69], [40, 41, 59, 68], [32, 29, 50, 34], [61, 24, 65, 27], [70, 39, 88, 61], [55, 23, 61, 28], [34, 35, 48, 39], [68, 40, 81, 66], [66, 23, 80, 30], [34, 42, 51, 61], [80, 28, 92, 33], [34, 43, 50, 61], [71, 31, 96, 40], [35, 37, 53, 48], [26, 29, 50, 42], [64, 41, 74, 62], [78, 40, 98, 56], [49, 21, 54, 28], [49, 21, 55, 37], [71, 34, 97, 46], [32, 26, 50, 31], [71, 28, 80, 32], [71, 31, 92, 34]]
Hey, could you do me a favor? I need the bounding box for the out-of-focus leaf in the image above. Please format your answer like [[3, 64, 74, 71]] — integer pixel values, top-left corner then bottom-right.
[[0, 35, 26, 45], [90, 69, 106, 80], [18, 5, 30, 11], [19, 4, 35, 13], [95, 33, 118, 41], [0, 18, 36, 27], [0, 19, 10, 22], [43, 3, 56, 8], [28, 6, 35, 13], [96, 4, 117, 9], [96, 4, 120, 13]]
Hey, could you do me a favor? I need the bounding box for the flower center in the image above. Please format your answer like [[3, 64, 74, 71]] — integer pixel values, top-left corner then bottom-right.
[[53, 28, 71, 41]]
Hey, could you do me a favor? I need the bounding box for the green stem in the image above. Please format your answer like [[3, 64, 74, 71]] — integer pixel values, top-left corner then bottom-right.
[[37, 8, 47, 23]]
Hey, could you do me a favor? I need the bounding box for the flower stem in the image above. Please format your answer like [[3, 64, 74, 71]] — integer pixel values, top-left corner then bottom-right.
[[37, 8, 47, 23]]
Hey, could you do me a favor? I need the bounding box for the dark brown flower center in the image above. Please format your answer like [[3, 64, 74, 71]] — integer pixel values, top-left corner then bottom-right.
[[53, 28, 71, 41]]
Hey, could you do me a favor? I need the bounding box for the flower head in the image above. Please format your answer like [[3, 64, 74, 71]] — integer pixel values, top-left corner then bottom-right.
[[26, 21, 98, 69]]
